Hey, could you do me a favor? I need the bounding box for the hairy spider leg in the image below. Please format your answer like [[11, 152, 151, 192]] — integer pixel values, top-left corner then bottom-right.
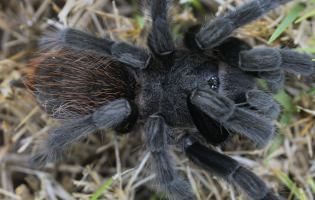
[[211, 37, 315, 93], [239, 48, 315, 86], [144, 115, 195, 200], [195, 0, 293, 49], [41, 28, 114, 54], [30, 99, 138, 166], [183, 135, 280, 200], [212, 37, 252, 67], [245, 90, 281, 120], [41, 28, 151, 69], [187, 95, 230, 145], [190, 88, 275, 147], [217, 40, 315, 92], [147, 0, 175, 68]]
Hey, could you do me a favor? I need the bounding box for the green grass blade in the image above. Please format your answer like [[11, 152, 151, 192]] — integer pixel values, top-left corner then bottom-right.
[[180, 0, 204, 13], [264, 134, 284, 164], [296, 47, 315, 54], [274, 170, 307, 200], [90, 178, 113, 200], [190, 0, 203, 11], [274, 90, 294, 112], [268, 3, 305, 44], [306, 87, 315, 95], [274, 90, 295, 124], [135, 15, 145, 29], [308, 177, 315, 193], [298, 188, 307, 200], [296, 9, 315, 23]]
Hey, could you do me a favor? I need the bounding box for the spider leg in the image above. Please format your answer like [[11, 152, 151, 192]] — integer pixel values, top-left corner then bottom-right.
[[144, 115, 195, 200], [41, 28, 150, 69], [239, 47, 314, 92], [187, 96, 230, 145], [188, 88, 279, 146], [211, 38, 315, 76], [239, 48, 315, 76], [246, 90, 280, 120], [41, 28, 114, 54], [213, 38, 314, 92], [213, 37, 252, 67], [147, 0, 175, 67], [190, 88, 274, 147], [31, 99, 138, 167], [258, 70, 285, 93], [194, 0, 293, 49], [182, 135, 281, 200]]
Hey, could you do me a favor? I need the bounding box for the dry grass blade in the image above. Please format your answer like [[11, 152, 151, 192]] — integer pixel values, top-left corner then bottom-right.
[[0, 0, 314, 199]]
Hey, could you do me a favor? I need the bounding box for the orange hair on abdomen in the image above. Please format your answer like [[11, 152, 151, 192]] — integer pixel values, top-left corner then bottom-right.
[[25, 48, 137, 119]]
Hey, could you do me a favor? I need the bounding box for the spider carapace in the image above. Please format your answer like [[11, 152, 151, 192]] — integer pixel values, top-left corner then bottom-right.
[[139, 51, 222, 126], [27, 0, 315, 199]]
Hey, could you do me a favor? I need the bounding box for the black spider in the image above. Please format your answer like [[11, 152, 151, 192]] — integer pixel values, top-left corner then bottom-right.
[[25, 0, 315, 199]]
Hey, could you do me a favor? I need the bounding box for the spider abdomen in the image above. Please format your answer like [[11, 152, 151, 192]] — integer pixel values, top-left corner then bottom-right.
[[26, 48, 137, 119]]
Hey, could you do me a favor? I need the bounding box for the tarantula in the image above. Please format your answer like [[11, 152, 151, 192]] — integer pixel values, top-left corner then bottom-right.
[[26, 0, 315, 199]]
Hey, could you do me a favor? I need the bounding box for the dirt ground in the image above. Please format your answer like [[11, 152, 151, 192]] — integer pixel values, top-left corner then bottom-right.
[[0, 0, 314, 199]]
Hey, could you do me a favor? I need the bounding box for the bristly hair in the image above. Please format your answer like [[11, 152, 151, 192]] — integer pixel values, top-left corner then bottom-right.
[[25, 48, 137, 119], [141, 0, 173, 20]]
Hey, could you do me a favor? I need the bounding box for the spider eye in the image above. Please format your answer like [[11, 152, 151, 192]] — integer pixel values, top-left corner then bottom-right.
[[208, 76, 219, 89]]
